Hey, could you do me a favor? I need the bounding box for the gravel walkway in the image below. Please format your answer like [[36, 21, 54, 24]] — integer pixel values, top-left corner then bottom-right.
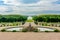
[[0, 32, 60, 40]]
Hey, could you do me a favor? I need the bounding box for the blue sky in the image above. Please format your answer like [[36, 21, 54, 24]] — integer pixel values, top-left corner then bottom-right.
[[21, 0, 40, 4], [0, 0, 60, 15]]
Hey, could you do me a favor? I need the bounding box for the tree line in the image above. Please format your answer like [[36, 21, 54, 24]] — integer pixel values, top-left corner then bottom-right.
[[0, 15, 27, 22], [33, 15, 60, 22]]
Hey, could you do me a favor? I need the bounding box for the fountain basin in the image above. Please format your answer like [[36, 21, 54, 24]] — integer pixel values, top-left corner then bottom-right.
[[38, 27, 55, 31], [6, 27, 23, 31]]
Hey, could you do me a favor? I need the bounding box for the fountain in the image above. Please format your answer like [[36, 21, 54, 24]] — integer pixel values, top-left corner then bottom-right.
[[25, 23, 35, 32]]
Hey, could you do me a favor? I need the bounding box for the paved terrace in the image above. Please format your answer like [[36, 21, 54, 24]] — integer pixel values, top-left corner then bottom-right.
[[23, 22, 38, 27], [0, 32, 60, 40]]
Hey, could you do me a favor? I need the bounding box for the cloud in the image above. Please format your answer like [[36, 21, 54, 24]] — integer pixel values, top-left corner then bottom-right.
[[3, 0, 22, 5], [0, 0, 60, 15], [0, 6, 7, 12]]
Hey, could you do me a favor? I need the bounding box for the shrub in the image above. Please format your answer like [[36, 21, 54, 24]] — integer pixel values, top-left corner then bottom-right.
[[1, 29, 6, 32], [22, 29, 28, 32], [33, 29, 38, 32], [22, 21, 25, 25], [12, 30, 17, 32], [34, 21, 38, 25], [54, 29, 60, 32], [45, 24, 48, 26], [45, 30, 49, 32], [42, 24, 44, 26]]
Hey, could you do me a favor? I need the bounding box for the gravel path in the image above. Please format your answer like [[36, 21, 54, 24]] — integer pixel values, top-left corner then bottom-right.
[[0, 32, 60, 40], [23, 22, 37, 27]]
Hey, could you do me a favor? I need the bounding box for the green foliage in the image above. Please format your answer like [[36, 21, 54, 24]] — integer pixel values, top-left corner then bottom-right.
[[26, 19, 33, 22], [0, 15, 27, 22], [33, 16, 38, 21], [42, 24, 45, 26], [0, 22, 21, 26], [22, 21, 25, 25], [33, 29, 38, 32], [45, 30, 50, 32], [22, 29, 28, 32], [1, 29, 6, 32], [54, 29, 60, 32], [12, 30, 17, 32], [34, 21, 38, 25], [33, 15, 60, 22], [45, 24, 48, 26]]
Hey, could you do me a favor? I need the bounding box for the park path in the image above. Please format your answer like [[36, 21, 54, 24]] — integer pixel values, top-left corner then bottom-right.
[[0, 32, 60, 40], [30, 22, 37, 26], [23, 22, 37, 27], [23, 22, 29, 27]]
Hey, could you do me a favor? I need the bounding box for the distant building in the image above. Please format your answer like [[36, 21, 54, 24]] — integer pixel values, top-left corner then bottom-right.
[[27, 16, 32, 20]]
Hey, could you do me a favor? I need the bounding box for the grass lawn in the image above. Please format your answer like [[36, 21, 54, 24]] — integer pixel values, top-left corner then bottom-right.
[[26, 19, 34, 22]]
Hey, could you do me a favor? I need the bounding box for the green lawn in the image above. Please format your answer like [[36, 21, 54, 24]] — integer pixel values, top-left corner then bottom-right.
[[26, 19, 34, 22]]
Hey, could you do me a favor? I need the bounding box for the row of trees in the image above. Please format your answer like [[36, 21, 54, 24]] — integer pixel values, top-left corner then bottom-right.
[[0, 15, 27, 22], [33, 15, 60, 22]]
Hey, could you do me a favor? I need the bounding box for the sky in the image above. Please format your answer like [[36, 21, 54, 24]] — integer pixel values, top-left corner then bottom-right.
[[0, 0, 60, 16]]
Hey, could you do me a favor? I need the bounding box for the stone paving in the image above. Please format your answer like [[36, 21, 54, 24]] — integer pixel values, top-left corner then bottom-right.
[[23, 22, 37, 27], [0, 32, 60, 40]]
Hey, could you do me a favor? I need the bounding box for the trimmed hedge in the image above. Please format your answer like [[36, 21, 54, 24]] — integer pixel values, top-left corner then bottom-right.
[[1, 29, 6, 32], [54, 29, 60, 32]]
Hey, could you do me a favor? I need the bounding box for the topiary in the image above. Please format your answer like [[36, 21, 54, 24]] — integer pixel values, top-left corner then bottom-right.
[[45, 30, 49, 32], [22, 29, 28, 32], [33, 29, 38, 32], [34, 21, 38, 25], [54, 29, 60, 32], [12, 30, 17, 32], [1, 29, 6, 32]]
